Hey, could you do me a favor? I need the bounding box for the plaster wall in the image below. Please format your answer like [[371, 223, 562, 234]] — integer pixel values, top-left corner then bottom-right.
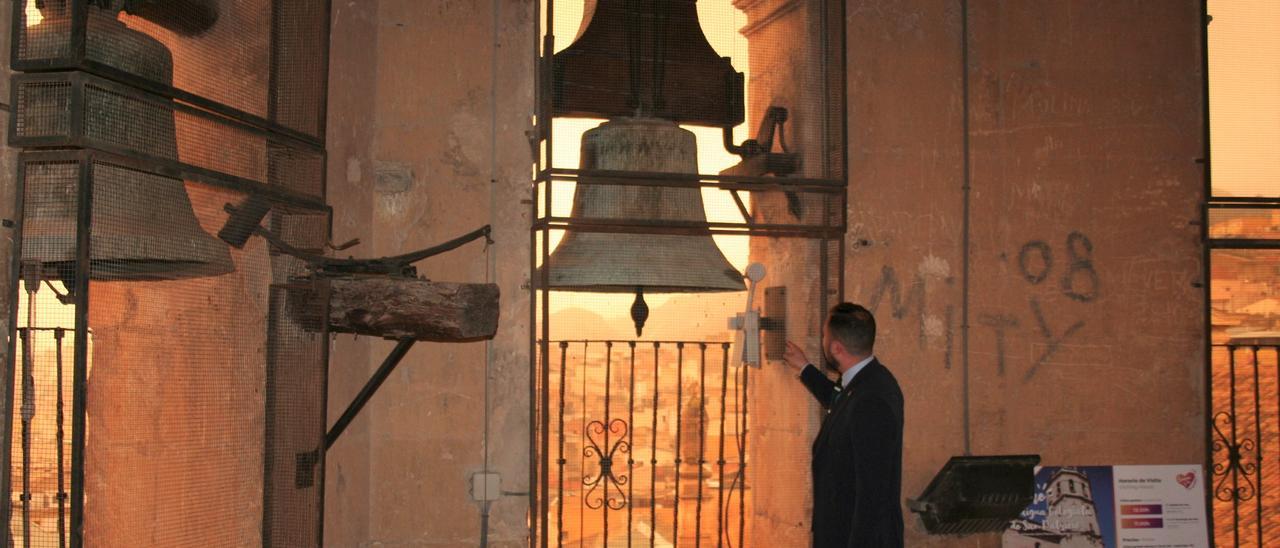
[[845, 1, 1205, 545], [324, 1, 535, 546]]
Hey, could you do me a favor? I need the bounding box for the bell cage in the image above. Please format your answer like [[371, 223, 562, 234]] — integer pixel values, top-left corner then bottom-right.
[[531, 0, 848, 546], [3, 1, 331, 547]]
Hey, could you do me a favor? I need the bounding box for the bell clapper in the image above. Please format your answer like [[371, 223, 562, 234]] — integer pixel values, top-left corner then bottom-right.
[[630, 287, 649, 338]]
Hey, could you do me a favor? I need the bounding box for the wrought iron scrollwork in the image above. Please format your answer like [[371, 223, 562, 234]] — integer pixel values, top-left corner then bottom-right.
[[583, 418, 631, 510], [1211, 411, 1258, 503]]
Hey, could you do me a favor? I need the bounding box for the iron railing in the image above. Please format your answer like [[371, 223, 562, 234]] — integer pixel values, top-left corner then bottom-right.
[[1211, 339, 1280, 547], [543, 340, 748, 547]]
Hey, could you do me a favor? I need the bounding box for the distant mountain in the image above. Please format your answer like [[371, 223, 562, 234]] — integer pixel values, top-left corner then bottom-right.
[[548, 292, 747, 343]]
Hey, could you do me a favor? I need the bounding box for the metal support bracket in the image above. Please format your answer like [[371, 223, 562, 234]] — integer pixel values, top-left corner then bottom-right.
[[295, 337, 417, 488], [722, 106, 803, 219]]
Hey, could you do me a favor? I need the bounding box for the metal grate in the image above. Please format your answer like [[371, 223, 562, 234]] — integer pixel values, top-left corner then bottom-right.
[[6, 154, 331, 546], [12, 0, 329, 142], [13, 82, 71, 141], [12, 72, 325, 202], [262, 212, 329, 548]]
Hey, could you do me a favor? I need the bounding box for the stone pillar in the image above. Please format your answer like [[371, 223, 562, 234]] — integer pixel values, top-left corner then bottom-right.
[[735, 0, 835, 545], [324, 0, 534, 545], [1, 0, 18, 430], [323, 1, 379, 545]]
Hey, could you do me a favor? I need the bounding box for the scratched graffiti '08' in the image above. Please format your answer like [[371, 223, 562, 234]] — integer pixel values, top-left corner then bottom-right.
[[1018, 231, 1100, 302]]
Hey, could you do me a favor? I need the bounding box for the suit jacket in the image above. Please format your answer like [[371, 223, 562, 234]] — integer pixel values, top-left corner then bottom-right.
[[800, 360, 905, 548]]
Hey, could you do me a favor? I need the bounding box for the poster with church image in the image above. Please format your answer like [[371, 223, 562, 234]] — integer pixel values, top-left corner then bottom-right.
[[1004, 465, 1209, 548]]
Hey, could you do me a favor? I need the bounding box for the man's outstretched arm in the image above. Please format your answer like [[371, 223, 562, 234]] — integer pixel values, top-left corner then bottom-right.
[[799, 364, 838, 408]]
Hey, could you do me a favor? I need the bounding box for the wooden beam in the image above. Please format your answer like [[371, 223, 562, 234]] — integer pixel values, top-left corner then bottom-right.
[[287, 276, 500, 342]]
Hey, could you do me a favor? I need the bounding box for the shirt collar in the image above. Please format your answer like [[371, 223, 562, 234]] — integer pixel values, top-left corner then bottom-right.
[[840, 355, 875, 390]]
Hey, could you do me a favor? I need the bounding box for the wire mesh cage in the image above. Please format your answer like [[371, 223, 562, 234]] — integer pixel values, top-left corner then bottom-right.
[[5, 2, 331, 547], [531, 1, 847, 546], [11, 0, 329, 141]]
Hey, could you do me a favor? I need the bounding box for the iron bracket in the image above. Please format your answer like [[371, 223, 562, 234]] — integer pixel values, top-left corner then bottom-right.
[[722, 106, 803, 219], [220, 196, 493, 279]]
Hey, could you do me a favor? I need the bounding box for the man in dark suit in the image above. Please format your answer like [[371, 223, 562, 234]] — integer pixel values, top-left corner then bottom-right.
[[783, 303, 904, 547]]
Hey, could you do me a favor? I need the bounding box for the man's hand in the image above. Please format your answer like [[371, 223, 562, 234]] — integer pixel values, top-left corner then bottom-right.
[[783, 341, 809, 373]]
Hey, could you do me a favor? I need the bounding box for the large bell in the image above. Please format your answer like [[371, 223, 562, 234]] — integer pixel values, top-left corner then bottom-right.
[[20, 5, 233, 283], [539, 117, 745, 334]]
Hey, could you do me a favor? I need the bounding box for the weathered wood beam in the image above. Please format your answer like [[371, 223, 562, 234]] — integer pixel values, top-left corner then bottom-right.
[[288, 276, 500, 342]]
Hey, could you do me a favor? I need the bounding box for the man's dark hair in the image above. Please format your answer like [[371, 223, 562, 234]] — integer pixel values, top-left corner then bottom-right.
[[827, 302, 876, 355]]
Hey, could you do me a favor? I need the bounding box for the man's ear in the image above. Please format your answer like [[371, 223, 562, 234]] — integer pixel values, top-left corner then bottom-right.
[[828, 339, 847, 361]]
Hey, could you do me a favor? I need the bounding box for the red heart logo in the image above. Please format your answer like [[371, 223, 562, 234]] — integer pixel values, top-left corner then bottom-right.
[[1176, 472, 1196, 489]]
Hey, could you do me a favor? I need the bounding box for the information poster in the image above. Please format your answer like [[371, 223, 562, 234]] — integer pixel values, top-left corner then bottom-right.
[[1003, 465, 1209, 548]]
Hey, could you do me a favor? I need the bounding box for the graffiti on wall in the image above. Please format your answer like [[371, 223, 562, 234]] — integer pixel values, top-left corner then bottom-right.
[[866, 231, 1101, 383]]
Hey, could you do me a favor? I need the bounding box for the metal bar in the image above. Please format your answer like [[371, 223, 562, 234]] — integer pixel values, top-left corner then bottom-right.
[[55, 328, 66, 548], [1208, 196, 1280, 205], [579, 341, 587, 545], [316, 276, 333, 546], [527, 163, 540, 548], [695, 343, 707, 548], [604, 342, 613, 548], [7, 0, 21, 73], [738, 363, 748, 548], [1229, 348, 1239, 547], [263, 281, 281, 548], [19, 326, 31, 548], [324, 338, 416, 450], [557, 341, 567, 548], [1207, 239, 1280, 250], [1206, 202, 1280, 209], [628, 342, 636, 548], [539, 149, 553, 548], [959, 0, 974, 458], [546, 339, 739, 346], [318, 0, 334, 142], [1251, 346, 1263, 544], [267, 0, 282, 129], [18, 148, 328, 213], [728, 191, 753, 225], [535, 218, 844, 240], [542, 168, 847, 189], [1197, 0, 1213, 533], [716, 344, 729, 548], [650, 343, 660, 548], [69, 154, 94, 548], [10, 69, 325, 153], [0, 149, 27, 545], [674, 343, 684, 548], [43, 61, 327, 150]]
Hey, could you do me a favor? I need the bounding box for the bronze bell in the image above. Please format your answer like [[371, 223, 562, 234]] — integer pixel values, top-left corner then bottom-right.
[[20, 4, 233, 282], [538, 117, 745, 335]]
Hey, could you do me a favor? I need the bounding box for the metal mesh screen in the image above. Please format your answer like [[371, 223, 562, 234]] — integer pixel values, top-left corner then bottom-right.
[[12, 74, 325, 201], [12, 82, 71, 141], [13, 0, 329, 140], [76, 171, 265, 547], [268, 1, 329, 138], [9, 159, 80, 548], [8, 1, 330, 545], [6, 154, 330, 547], [13, 3, 72, 63], [263, 212, 329, 548]]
